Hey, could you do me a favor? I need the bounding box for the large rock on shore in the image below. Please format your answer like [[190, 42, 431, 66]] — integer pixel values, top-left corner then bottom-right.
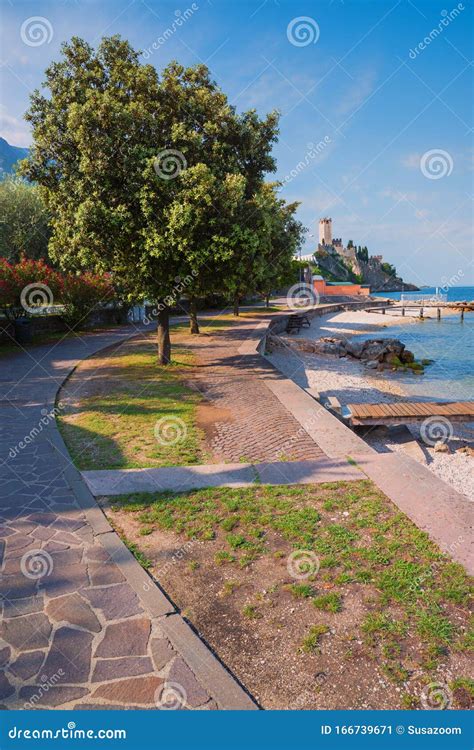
[[268, 333, 417, 368]]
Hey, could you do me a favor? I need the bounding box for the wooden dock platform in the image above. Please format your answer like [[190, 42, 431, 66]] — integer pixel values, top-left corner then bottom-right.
[[346, 401, 474, 426]]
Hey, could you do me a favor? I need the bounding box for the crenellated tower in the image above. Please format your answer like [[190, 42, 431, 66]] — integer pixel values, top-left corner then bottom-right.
[[319, 217, 332, 246]]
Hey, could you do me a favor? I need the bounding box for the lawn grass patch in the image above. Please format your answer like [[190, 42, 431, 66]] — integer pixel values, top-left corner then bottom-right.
[[312, 591, 342, 613], [300, 624, 329, 653], [289, 583, 314, 599], [58, 334, 206, 469], [107, 479, 473, 707]]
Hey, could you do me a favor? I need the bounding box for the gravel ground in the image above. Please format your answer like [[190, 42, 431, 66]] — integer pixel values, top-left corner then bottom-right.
[[268, 310, 473, 501]]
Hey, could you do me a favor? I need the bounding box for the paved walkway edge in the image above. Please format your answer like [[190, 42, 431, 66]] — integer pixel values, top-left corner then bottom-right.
[[352, 452, 473, 575], [47, 348, 258, 710], [263, 377, 376, 459], [81, 458, 364, 496]]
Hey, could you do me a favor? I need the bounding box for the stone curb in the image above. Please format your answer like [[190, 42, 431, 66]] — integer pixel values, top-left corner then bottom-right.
[[262, 372, 376, 460], [251, 314, 473, 576], [159, 615, 257, 711]]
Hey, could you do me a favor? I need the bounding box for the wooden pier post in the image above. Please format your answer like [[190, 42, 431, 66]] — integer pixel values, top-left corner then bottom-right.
[[420, 307, 424, 319], [437, 308, 441, 321], [461, 308, 464, 322], [382, 308, 385, 315], [402, 307, 405, 316]]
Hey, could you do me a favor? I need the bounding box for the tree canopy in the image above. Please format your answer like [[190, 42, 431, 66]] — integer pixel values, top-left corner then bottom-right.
[[20, 35, 303, 361], [0, 176, 50, 263]]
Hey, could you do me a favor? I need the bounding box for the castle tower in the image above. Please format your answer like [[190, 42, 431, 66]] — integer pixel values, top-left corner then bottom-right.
[[319, 217, 332, 246]]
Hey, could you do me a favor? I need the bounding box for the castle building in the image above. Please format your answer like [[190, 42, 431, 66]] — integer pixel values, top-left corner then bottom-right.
[[319, 217, 332, 246], [292, 218, 372, 297], [318, 218, 353, 260], [317, 218, 383, 266]]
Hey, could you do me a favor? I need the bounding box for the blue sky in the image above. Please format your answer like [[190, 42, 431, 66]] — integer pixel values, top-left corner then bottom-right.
[[1, 0, 472, 286]]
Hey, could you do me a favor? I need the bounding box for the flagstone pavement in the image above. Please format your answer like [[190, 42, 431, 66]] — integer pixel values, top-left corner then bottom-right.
[[0, 325, 255, 710]]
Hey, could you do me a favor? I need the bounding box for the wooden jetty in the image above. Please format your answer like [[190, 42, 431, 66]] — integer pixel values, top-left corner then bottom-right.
[[345, 401, 474, 426], [365, 304, 467, 320]]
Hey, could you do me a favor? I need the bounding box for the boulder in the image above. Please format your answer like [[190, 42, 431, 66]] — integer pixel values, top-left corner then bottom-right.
[[383, 339, 405, 355], [383, 352, 403, 366], [434, 441, 450, 453], [344, 340, 365, 358], [360, 341, 389, 362], [400, 349, 415, 363]]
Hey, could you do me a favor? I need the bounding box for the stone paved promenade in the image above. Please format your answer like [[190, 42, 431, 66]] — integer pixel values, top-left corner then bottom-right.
[[0, 326, 254, 710], [184, 320, 326, 463], [2, 313, 470, 711]]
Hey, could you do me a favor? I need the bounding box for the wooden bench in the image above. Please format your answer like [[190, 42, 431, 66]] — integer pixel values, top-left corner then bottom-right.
[[286, 314, 311, 334]]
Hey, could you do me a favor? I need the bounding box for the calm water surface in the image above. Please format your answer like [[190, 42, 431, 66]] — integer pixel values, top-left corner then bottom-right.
[[367, 287, 473, 401]]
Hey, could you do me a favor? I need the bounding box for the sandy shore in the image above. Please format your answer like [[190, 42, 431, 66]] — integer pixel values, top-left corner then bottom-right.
[[268, 309, 473, 500]]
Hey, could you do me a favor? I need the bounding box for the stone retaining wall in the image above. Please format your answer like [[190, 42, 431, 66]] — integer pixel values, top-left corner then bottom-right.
[[0, 308, 125, 346], [265, 299, 388, 338]]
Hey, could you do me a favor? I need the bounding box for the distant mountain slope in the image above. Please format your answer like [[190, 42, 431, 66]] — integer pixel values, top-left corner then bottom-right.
[[0, 137, 29, 176]]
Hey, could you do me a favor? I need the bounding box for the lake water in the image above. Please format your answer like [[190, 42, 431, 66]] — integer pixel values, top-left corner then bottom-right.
[[371, 286, 474, 303], [368, 287, 473, 402]]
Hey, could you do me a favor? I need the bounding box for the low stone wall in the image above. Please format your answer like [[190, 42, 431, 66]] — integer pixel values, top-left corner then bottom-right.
[[0, 308, 125, 346], [266, 299, 387, 338]]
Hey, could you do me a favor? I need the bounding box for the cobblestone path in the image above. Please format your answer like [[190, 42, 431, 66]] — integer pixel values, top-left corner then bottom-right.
[[185, 318, 326, 463]]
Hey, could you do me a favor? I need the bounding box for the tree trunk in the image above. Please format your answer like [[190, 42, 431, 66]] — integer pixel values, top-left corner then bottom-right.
[[233, 294, 240, 316], [157, 306, 171, 365], [189, 297, 200, 334], [265, 293, 270, 308]]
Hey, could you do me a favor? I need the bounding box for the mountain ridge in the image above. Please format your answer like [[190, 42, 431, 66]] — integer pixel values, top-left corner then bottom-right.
[[0, 136, 29, 176]]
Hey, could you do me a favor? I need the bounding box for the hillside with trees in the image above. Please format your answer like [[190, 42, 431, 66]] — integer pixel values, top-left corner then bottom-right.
[[315, 243, 418, 292]]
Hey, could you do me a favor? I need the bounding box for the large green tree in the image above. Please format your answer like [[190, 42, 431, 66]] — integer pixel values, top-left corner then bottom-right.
[[0, 176, 50, 262], [255, 188, 306, 306], [20, 36, 280, 360]]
